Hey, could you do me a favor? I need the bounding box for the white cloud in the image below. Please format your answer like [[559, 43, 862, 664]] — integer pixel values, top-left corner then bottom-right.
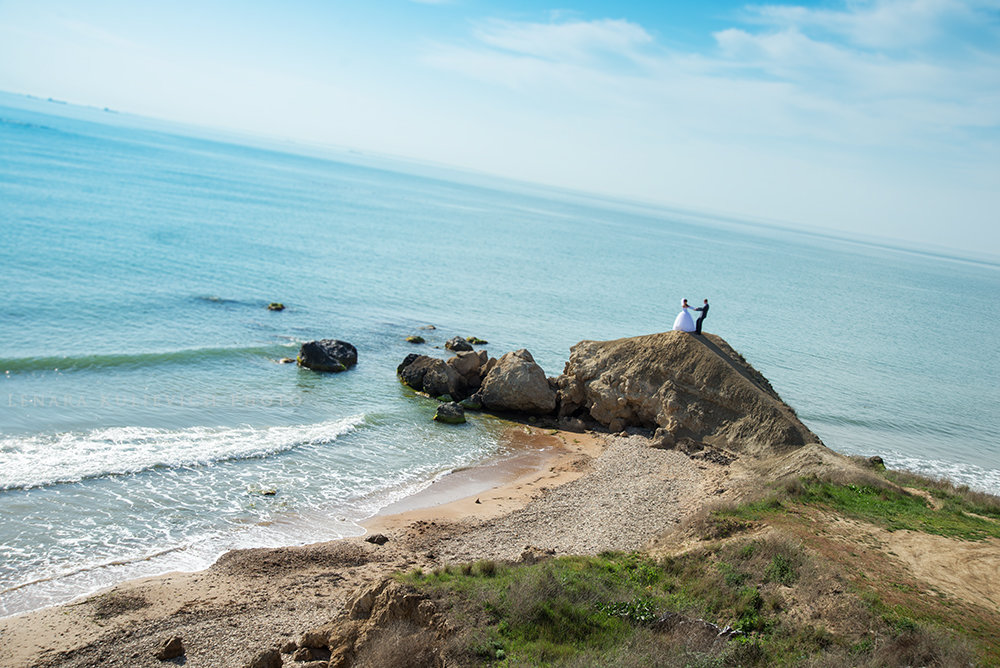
[[425, 6, 1000, 147], [471, 17, 653, 64], [416, 4, 1000, 252], [742, 0, 1000, 50]]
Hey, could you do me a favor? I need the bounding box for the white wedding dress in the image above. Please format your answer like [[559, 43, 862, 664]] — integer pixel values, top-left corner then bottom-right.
[[672, 303, 696, 332]]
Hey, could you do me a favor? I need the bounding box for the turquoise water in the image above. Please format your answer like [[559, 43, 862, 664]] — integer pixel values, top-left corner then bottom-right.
[[1, 93, 998, 617]]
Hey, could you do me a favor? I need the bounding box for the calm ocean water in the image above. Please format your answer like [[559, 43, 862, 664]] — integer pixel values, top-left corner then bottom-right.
[[1, 93, 998, 617]]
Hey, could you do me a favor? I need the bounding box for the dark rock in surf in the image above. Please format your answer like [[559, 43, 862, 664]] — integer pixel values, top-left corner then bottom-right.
[[297, 339, 358, 372], [267, 302, 285, 311], [445, 336, 473, 352], [398, 355, 466, 399], [434, 402, 466, 424]]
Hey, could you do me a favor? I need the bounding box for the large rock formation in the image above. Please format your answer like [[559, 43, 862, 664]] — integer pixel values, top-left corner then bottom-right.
[[555, 331, 819, 455], [478, 349, 556, 415]]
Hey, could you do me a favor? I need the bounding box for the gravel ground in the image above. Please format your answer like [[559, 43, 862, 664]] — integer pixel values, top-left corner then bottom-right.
[[436, 435, 709, 561]]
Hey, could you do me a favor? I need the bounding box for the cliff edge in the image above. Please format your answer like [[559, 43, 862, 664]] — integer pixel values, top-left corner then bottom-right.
[[555, 331, 821, 456]]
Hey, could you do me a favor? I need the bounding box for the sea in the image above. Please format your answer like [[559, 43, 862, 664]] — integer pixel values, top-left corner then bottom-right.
[[1, 92, 998, 618]]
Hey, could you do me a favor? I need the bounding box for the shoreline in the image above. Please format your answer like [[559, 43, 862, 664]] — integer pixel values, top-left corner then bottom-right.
[[365, 424, 605, 532], [2, 422, 997, 666], [0, 422, 580, 622], [0, 424, 609, 667]]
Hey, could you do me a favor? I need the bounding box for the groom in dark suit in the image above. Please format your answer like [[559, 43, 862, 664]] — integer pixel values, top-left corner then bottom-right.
[[694, 299, 709, 335]]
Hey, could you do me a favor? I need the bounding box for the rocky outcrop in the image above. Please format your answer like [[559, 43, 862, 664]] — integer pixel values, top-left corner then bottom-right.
[[555, 331, 819, 455], [477, 349, 556, 415], [398, 332, 816, 454], [294, 579, 450, 668], [297, 339, 358, 372], [397, 351, 490, 401]]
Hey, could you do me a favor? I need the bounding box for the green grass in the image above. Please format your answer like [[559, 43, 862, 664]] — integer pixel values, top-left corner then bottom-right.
[[400, 541, 973, 666], [710, 475, 1000, 541]]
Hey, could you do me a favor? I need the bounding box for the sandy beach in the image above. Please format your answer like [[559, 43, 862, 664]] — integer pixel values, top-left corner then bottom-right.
[[0, 424, 723, 667], [3, 424, 999, 666]]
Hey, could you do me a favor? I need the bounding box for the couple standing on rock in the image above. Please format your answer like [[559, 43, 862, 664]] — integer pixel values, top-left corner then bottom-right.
[[672, 299, 709, 335]]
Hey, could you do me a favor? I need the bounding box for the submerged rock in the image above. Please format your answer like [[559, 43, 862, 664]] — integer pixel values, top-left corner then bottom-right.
[[555, 331, 820, 455], [267, 302, 285, 311], [434, 402, 466, 424], [478, 349, 556, 415], [297, 339, 358, 372], [405, 335, 425, 344], [459, 396, 483, 411]]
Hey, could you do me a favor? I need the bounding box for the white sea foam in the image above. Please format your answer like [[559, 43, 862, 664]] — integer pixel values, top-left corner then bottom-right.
[[0, 416, 366, 490]]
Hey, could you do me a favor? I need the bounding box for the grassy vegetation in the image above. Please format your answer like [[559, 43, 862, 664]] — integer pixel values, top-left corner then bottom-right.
[[710, 472, 1000, 541], [696, 467, 1000, 664], [402, 540, 975, 667], [394, 466, 1000, 666]]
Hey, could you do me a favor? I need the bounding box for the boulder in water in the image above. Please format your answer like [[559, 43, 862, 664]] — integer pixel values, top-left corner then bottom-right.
[[445, 336, 473, 352], [267, 302, 285, 311], [397, 354, 467, 399], [434, 402, 466, 424], [297, 339, 358, 372]]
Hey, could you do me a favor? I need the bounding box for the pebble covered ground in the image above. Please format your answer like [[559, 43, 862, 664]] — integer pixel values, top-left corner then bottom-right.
[[435, 435, 710, 561]]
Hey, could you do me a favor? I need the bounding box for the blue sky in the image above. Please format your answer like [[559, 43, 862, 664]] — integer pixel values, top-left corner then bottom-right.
[[1, 0, 998, 256]]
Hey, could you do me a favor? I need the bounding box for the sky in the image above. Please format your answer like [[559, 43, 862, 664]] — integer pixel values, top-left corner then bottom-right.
[[1, 0, 998, 257]]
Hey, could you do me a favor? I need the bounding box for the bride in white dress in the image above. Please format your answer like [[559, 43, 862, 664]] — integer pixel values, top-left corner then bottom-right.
[[672, 299, 696, 332]]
